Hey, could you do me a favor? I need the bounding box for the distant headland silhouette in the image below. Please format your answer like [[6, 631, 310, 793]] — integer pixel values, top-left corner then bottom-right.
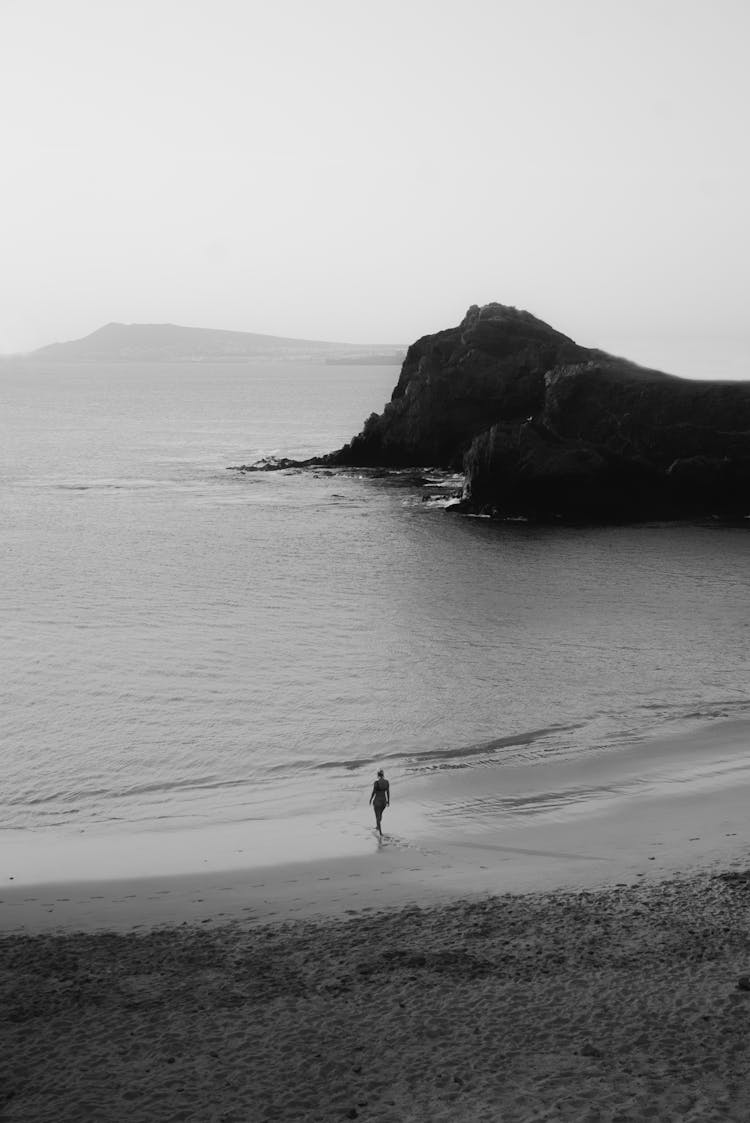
[[24, 322, 405, 365]]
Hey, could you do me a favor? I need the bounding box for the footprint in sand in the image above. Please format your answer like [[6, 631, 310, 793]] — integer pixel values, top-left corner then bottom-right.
[[689, 837, 700, 841]]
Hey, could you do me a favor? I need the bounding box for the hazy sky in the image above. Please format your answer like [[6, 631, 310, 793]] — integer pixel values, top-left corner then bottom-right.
[[2, 0, 749, 375]]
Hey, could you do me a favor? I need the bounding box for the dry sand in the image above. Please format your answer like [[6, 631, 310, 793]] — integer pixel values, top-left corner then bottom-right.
[[3, 869, 750, 1122]]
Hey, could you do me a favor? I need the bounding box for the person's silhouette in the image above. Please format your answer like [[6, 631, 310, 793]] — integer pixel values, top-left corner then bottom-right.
[[369, 769, 390, 835]]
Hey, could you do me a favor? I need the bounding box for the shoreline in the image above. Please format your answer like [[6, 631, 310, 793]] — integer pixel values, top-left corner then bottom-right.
[[4, 712, 750, 1120], [3, 714, 750, 936], [2, 753, 749, 934], [4, 721, 750, 1119]]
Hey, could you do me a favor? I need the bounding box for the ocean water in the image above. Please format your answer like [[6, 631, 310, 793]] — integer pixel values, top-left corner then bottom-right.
[[2, 359, 750, 873]]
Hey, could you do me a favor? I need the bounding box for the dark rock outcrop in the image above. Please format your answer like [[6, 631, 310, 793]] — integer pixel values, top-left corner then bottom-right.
[[331, 304, 590, 469], [328, 303, 750, 522]]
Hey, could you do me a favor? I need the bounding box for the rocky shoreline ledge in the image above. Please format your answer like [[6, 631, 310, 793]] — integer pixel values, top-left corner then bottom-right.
[[3, 868, 750, 1121]]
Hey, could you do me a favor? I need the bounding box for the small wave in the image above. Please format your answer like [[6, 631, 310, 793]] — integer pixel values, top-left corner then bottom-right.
[[309, 723, 583, 775], [328, 493, 362, 505], [423, 495, 461, 510], [33, 807, 81, 817], [13, 773, 251, 808], [628, 699, 750, 727], [117, 775, 248, 798], [52, 478, 161, 492], [400, 723, 584, 767], [313, 757, 373, 772], [400, 494, 461, 510], [422, 473, 465, 487], [677, 701, 750, 721]]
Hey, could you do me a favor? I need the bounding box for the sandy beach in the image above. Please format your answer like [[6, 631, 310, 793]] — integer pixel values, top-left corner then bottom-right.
[[3, 718, 750, 1121], [3, 865, 750, 1122]]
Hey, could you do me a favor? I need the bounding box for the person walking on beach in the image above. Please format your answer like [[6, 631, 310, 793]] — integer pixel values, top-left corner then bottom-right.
[[369, 769, 390, 835]]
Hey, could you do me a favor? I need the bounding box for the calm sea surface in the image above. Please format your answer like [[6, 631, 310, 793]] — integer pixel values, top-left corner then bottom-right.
[[2, 360, 750, 865]]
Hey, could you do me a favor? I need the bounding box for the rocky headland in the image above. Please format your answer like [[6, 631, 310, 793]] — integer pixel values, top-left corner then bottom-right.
[[326, 303, 750, 522]]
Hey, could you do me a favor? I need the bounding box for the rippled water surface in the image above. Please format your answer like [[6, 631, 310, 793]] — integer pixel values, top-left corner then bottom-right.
[[2, 359, 750, 849]]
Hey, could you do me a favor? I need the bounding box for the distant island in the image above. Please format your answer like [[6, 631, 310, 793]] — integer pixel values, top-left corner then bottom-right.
[[317, 302, 750, 523], [23, 322, 406, 365]]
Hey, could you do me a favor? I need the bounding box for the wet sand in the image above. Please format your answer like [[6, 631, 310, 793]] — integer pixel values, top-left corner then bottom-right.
[[2, 737, 750, 935]]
